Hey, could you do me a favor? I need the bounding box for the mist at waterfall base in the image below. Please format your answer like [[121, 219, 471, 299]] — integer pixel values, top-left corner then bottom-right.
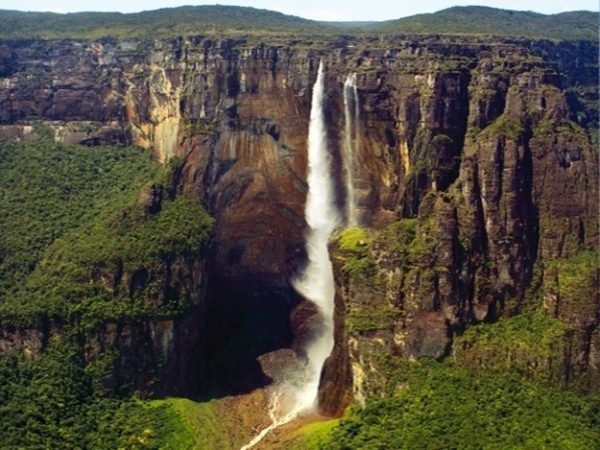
[[241, 63, 360, 449]]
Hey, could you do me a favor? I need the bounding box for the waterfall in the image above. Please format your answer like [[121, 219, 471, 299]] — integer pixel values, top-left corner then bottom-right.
[[291, 58, 340, 410], [343, 73, 360, 226], [240, 60, 339, 449]]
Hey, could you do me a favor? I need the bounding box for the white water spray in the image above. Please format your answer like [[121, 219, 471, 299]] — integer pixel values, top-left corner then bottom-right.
[[291, 58, 340, 410], [343, 73, 360, 226], [240, 60, 339, 450]]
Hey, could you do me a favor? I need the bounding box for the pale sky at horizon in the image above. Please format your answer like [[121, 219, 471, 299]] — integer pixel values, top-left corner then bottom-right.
[[0, 0, 597, 21]]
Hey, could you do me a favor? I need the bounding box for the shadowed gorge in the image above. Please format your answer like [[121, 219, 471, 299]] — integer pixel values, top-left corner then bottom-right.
[[203, 277, 300, 396], [0, 5, 598, 448]]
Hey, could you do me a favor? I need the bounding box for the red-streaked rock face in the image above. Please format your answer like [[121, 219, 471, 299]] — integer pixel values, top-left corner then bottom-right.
[[328, 41, 598, 402], [0, 35, 597, 409]]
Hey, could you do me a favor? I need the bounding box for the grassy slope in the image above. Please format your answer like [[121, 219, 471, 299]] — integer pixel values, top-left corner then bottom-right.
[[0, 339, 231, 449], [0, 5, 596, 40], [149, 398, 232, 449]]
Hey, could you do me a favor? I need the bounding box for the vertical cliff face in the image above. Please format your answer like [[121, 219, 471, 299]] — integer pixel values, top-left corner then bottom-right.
[[326, 40, 598, 402], [0, 35, 597, 406]]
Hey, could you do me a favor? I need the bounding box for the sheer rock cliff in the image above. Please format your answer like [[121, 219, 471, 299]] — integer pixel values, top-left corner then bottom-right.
[[0, 35, 597, 407]]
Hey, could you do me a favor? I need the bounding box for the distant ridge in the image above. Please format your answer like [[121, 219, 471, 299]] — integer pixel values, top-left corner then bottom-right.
[[0, 5, 596, 40], [372, 6, 598, 41], [0, 5, 330, 39]]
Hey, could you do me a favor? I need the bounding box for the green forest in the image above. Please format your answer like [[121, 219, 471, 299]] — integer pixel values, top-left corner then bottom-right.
[[0, 6, 596, 40], [377, 7, 597, 41], [0, 139, 216, 448], [310, 361, 600, 450]]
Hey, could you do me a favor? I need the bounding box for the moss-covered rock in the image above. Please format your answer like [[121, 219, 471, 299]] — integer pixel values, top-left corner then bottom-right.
[[453, 309, 569, 385]]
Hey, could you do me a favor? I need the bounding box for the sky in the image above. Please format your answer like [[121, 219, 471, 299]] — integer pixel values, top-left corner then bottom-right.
[[0, 0, 597, 21]]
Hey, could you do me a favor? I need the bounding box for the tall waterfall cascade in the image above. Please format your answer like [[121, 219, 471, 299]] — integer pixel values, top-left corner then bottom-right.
[[343, 73, 360, 226], [291, 59, 340, 410], [241, 62, 354, 449]]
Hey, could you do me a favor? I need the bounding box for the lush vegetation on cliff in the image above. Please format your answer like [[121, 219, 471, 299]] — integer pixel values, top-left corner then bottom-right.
[[0, 140, 213, 328], [0, 339, 228, 449], [315, 361, 600, 450], [6, 342, 596, 449], [324, 217, 600, 450], [0, 194, 213, 327], [0, 5, 596, 40], [0, 140, 158, 298], [0, 139, 217, 448]]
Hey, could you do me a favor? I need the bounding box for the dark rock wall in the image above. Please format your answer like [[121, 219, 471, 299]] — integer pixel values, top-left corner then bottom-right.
[[0, 252, 209, 397]]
